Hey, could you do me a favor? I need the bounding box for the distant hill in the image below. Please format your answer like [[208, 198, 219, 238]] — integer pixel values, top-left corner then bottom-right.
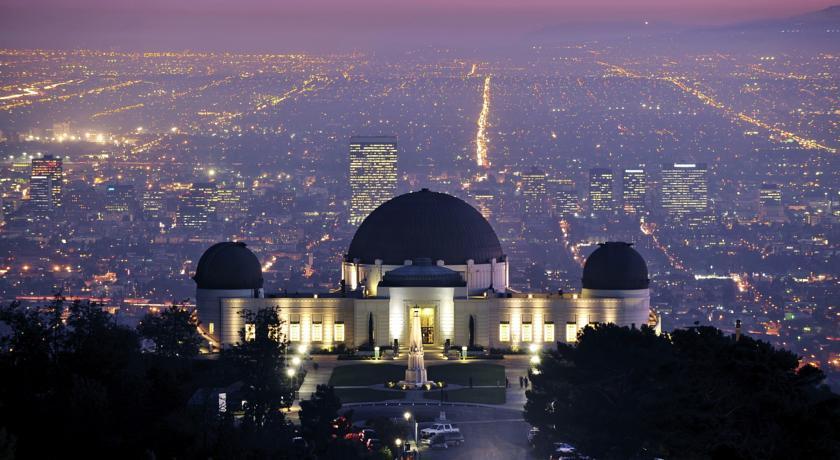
[[528, 6, 840, 51]]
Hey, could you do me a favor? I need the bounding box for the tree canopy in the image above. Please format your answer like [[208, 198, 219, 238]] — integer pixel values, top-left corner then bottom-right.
[[138, 303, 203, 358], [525, 324, 840, 459]]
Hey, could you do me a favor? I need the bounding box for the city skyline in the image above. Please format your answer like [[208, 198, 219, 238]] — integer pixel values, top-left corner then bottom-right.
[[0, 2, 837, 458]]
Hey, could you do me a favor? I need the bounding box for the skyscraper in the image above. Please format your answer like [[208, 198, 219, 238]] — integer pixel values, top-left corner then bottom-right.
[[30, 155, 63, 214], [758, 183, 786, 223], [104, 184, 135, 219], [660, 163, 709, 226], [548, 178, 579, 218], [589, 168, 614, 216], [349, 136, 398, 225], [141, 189, 166, 221], [622, 168, 646, 214], [472, 188, 496, 220], [177, 182, 216, 229], [521, 169, 548, 217]]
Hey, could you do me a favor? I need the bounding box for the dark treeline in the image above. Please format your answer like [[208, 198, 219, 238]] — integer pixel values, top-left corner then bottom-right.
[[526, 324, 840, 459], [0, 299, 395, 459]]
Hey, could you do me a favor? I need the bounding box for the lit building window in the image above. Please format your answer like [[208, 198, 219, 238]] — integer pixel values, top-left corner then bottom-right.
[[565, 322, 577, 343], [312, 322, 323, 342], [499, 321, 511, 342], [245, 323, 256, 342], [290, 322, 301, 342], [543, 322, 555, 343], [208, 322, 215, 335], [522, 322, 533, 342], [334, 322, 345, 342]]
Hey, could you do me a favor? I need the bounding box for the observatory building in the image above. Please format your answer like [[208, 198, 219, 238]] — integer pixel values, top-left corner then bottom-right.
[[194, 189, 656, 350]]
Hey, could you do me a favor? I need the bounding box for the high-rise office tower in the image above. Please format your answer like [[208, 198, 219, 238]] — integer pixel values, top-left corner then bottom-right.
[[472, 188, 496, 220], [349, 136, 398, 226], [622, 168, 646, 214], [177, 182, 216, 229], [141, 189, 166, 221], [589, 168, 614, 216], [660, 163, 709, 225], [104, 184, 135, 217], [548, 178, 579, 218], [758, 183, 786, 223], [30, 155, 63, 214], [521, 169, 548, 217]]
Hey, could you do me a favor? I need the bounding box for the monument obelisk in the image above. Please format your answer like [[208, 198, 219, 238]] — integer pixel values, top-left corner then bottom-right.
[[401, 306, 431, 388]]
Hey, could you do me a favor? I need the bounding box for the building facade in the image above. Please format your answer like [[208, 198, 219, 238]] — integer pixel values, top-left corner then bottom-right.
[[348, 136, 398, 226], [589, 168, 614, 216], [194, 190, 655, 350], [660, 163, 710, 226]]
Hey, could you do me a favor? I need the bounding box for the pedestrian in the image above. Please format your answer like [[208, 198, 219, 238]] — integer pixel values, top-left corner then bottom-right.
[[524, 376, 529, 388], [313, 361, 319, 371], [519, 376, 523, 388], [505, 377, 509, 388]]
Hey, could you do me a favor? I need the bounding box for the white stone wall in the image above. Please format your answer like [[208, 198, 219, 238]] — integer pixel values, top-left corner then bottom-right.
[[213, 297, 354, 348], [342, 260, 509, 296], [196, 288, 260, 345]]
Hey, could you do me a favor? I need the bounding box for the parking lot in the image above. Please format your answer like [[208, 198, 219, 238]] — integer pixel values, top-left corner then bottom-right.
[[346, 404, 535, 460]]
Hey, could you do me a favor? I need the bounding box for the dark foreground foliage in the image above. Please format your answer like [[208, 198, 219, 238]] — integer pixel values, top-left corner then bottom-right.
[[525, 324, 840, 459]]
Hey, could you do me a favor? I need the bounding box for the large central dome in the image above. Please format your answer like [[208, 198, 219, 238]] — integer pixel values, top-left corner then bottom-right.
[[347, 189, 505, 265]]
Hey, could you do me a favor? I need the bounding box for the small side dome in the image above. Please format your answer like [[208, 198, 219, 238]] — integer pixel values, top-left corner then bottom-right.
[[379, 257, 466, 287], [194, 242, 263, 290], [582, 242, 649, 290]]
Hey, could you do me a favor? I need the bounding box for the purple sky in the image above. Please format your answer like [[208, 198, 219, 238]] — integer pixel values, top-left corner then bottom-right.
[[1, 0, 837, 51]]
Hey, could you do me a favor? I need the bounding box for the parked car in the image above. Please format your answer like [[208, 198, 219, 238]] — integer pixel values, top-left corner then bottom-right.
[[361, 428, 378, 441], [549, 442, 577, 460], [366, 438, 382, 451], [420, 422, 460, 444]]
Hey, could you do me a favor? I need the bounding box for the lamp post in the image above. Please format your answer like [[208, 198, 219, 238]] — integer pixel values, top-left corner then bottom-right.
[[403, 411, 417, 446]]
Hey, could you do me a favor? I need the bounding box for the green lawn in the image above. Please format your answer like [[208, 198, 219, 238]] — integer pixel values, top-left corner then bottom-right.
[[335, 388, 406, 403], [426, 363, 506, 386], [328, 363, 406, 386], [423, 387, 506, 405]]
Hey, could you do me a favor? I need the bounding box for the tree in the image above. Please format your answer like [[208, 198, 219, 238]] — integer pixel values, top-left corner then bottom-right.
[[525, 324, 840, 459], [468, 315, 475, 348], [138, 303, 203, 358], [222, 307, 296, 429], [367, 312, 374, 346], [300, 384, 343, 454]]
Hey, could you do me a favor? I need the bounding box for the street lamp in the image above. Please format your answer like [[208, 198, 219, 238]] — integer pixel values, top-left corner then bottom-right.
[[395, 438, 402, 448], [403, 411, 417, 445], [528, 343, 539, 354], [291, 356, 302, 366], [286, 367, 297, 378]]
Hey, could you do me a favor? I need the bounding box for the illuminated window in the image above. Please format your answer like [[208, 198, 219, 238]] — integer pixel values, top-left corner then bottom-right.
[[543, 322, 555, 343], [334, 322, 345, 342], [499, 321, 511, 342], [208, 322, 215, 335], [312, 322, 323, 342], [290, 323, 301, 342], [565, 322, 577, 343], [521, 322, 533, 342], [245, 323, 256, 342]]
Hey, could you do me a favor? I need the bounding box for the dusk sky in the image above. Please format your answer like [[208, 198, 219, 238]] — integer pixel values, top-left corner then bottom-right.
[[1, 0, 838, 51]]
